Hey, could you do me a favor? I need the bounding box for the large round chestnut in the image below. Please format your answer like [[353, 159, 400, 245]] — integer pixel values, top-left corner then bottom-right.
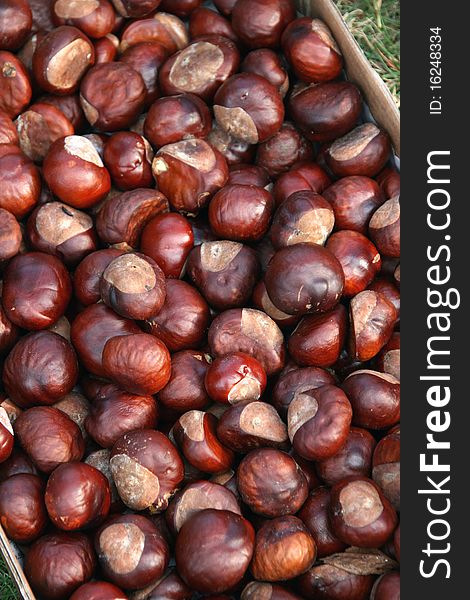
[[251, 515, 316, 581], [175, 508, 254, 593], [0, 0, 32, 50], [24, 532, 96, 600], [120, 41, 168, 106], [241, 49, 290, 99], [209, 308, 285, 376], [205, 352, 267, 405], [237, 448, 307, 517], [0, 473, 46, 543], [214, 73, 285, 144], [2, 252, 71, 330], [265, 243, 344, 315], [3, 331, 78, 408], [273, 161, 331, 207], [70, 582, 127, 600], [33, 26, 95, 95], [0, 143, 40, 218], [110, 429, 184, 512], [14, 406, 84, 473], [119, 13, 188, 55], [256, 122, 313, 178], [80, 62, 146, 131], [231, 0, 295, 48], [289, 82, 361, 143], [323, 175, 385, 234], [297, 564, 374, 600], [45, 462, 110, 530], [52, 0, 116, 39], [73, 249, 125, 306], [43, 135, 111, 208], [103, 131, 153, 190], [329, 476, 398, 547], [282, 17, 343, 82], [288, 384, 352, 461], [372, 425, 400, 509], [152, 138, 228, 214], [103, 333, 171, 395], [187, 241, 259, 310], [0, 52, 32, 118], [369, 196, 400, 258]]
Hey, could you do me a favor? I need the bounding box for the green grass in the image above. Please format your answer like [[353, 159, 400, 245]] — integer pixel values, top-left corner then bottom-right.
[[335, 0, 400, 107], [0, 556, 19, 600]]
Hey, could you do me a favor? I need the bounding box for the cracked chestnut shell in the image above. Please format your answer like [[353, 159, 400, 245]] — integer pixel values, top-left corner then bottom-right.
[[0, 473, 47, 543]]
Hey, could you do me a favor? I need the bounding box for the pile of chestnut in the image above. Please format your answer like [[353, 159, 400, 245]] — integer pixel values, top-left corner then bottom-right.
[[0, 0, 400, 599]]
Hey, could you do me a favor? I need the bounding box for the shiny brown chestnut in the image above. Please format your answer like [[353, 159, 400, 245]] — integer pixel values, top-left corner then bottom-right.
[[256, 123, 313, 178], [342, 370, 400, 429], [208, 124, 256, 166], [237, 448, 307, 517], [0, 408, 14, 464], [74, 249, 124, 306], [103, 131, 153, 190], [158, 350, 211, 412], [0, 52, 32, 118], [103, 333, 171, 395], [27, 202, 97, 265], [173, 410, 234, 474], [45, 462, 110, 531], [214, 73, 285, 144], [132, 570, 192, 600], [371, 571, 400, 600], [3, 252, 72, 330], [228, 164, 271, 188], [0, 208, 21, 261], [94, 34, 119, 63], [187, 241, 259, 310], [329, 476, 398, 547], [209, 185, 274, 242], [323, 175, 385, 234], [3, 331, 78, 408], [252, 280, 299, 328], [0, 109, 18, 144], [297, 564, 374, 600], [111, 0, 162, 18], [70, 582, 127, 600], [375, 331, 400, 380], [289, 81, 362, 143], [0, 446, 36, 481], [0, 143, 40, 218], [175, 508, 254, 593], [282, 16, 343, 82], [52, 0, 116, 39], [232, 0, 295, 48], [265, 243, 344, 315], [38, 93, 86, 132], [96, 513, 169, 590], [368, 278, 400, 321], [369, 196, 400, 258], [153, 138, 229, 214], [159, 0, 203, 17], [120, 41, 168, 106], [189, 7, 237, 42], [43, 135, 111, 208], [273, 161, 331, 206], [159, 35, 239, 102], [25, 532, 96, 600], [349, 290, 397, 361], [242, 49, 290, 99], [0, 473, 46, 543], [0, 0, 32, 50], [119, 13, 188, 55], [377, 167, 400, 199], [14, 406, 84, 473], [251, 515, 316, 581], [205, 352, 267, 405], [110, 429, 184, 512], [372, 425, 400, 509]]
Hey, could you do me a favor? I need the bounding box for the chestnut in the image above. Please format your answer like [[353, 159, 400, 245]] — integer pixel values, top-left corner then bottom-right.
[[0, 109, 18, 144], [120, 41, 168, 106], [377, 167, 400, 199], [103, 131, 153, 190], [329, 476, 398, 547], [173, 410, 234, 474], [3, 252, 72, 330], [103, 333, 171, 395], [0, 0, 32, 50], [131, 570, 192, 600], [288, 304, 347, 368], [323, 175, 385, 234], [52, 0, 116, 40], [251, 515, 316, 581], [27, 201, 97, 265], [25, 531, 96, 599], [145, 280, 209, 352], [252, 280, 299, 328], [237, 448, 307, 517], [232, 0, 296, 48], [289, 82, 361, 143], [94, 33, 119, 63], [342, 370, 400, 429], [175, 508, 254, 593], [241, 49, 290, 99], [372, 426, 400, 509], [0, 473, 46, 543], [187, 241, 259, 310], [256, 123, 313, 178], [3, 331, 78, 408], [14, 406, 84, 473], [375, 331, 400, 380], [152, 138, 229, 214], [214, 73, 285, 144], [217, 401, 288, 453], [74, 249, 125, 305], [265, 243, 344, 315], [288, 384, 352, 461], [271, 190, 334, 249], [326, 230, 381, 297], [369, 196, 400, 258], [100, 252, 166, 320], [189, 7, 237, 42], [0, 51, 32, 118], [80, 62, 146, 131], [205, 352, 267, 405], [38, 92, 87, 132], [43, 135, 111, 208], [71, 303, 141, 377], [84, 381, 158, 448], [119, 13, 188, 55], [111, 0, 162, 18], [326, 124, 391, 177], [0, 207, 21, 261], [208, 124, 256, 166], [0, 143, 40, 218], [209, 185, 274, 243], [166, 480, 241, 534], [54, 392, 90, 438], [159, 36, 240, 102], [242, 582, 304, 600], [273, 161, 331, 206], [349, 290, 397, 361], [96, 188, 169, 249], [297, 564, 374, 600], [0, 406, 14, 464], [45, 462, 110, 531], [159, 0, 203, 17], [371, 571, 400, 600], [209, 308, 285, 376], [70, 582, 127, 600], [110, 429, 184, 512]]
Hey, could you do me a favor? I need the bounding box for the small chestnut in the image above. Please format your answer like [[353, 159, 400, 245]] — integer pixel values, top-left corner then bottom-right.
[[231, 0, 296, 49], [103, 131, 153, 190], [205, 352, 267, 405], [120, 41, 168, 106], [158, 350, 211, 412], [256, 122, 313, 178], [94, 34, 119, 64], [242, 49, 290, 99], [273, 161, 331, 206]]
